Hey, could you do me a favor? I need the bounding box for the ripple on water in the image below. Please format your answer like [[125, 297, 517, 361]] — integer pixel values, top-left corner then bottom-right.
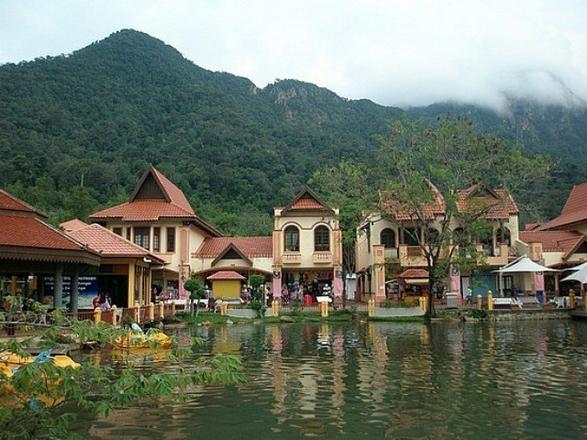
[[74, 320, 587, 440]]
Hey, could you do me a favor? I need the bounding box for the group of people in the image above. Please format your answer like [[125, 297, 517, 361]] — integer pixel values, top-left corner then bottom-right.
[[92, 292, 112, 311], [280, 280, 332, 304]]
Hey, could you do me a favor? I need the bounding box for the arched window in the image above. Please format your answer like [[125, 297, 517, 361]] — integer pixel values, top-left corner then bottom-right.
[[380, 228, 396, 248], [284, 225, 300, 252], [314, 225, 330, 251]]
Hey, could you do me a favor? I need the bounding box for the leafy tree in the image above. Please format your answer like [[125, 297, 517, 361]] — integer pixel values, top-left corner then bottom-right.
[[0, 321, 244, 439], [184, 276, 206, 316], [248, 274, 266, 317], [375, 116, 548, 317]]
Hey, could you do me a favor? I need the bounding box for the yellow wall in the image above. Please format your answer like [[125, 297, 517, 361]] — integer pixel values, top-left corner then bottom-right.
[[212, 280, 241, 299]]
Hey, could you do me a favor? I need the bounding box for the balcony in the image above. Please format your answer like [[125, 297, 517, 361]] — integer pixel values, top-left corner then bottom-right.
[[475, 244, 509, 266], [313, 251, 333, 264], [282, 252, 302, 265], [398, 245, 427, 267]]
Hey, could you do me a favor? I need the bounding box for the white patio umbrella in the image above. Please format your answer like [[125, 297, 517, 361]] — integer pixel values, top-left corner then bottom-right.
[[561, 265, 587, 284], [569, 262, 587, 272], [494, 256, 558, 296]]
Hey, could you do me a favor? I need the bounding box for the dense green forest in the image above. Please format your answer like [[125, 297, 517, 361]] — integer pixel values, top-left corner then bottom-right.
[[1, 29, 585, 234]]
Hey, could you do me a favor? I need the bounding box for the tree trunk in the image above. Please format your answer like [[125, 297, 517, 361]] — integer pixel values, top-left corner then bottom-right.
[[426, 272, 436, 319], [195, 301, 200, 318]]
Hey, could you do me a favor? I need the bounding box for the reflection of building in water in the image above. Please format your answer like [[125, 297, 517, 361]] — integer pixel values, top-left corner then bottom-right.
[[356, 323, 389, 416], [331, 329, 347, 433], [269, 325, 287, 420], [211, 325, 242, 354]]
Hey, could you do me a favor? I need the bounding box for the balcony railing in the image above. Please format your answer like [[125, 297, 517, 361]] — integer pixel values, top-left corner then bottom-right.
[[282, 252, 302, 264], [313, 251, 333, 264]]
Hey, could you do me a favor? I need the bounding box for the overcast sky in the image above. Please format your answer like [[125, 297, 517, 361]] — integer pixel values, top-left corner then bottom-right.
[[1, 0, 586, 111]]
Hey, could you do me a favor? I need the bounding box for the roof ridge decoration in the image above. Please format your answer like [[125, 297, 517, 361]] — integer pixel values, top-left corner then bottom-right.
[[282, 186, 334, 213], [129, 165, 195, 214]]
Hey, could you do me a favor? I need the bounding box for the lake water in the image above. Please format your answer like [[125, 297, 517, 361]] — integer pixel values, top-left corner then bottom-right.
[[76, 320, 587, 439]]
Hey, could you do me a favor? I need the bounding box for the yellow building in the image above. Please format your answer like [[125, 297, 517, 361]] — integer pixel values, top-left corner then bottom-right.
[[207, 271, 246, 299]]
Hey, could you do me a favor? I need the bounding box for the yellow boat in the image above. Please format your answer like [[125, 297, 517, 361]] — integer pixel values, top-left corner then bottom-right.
[[0, 351, 80, 369], [113, 331, 172, 349]]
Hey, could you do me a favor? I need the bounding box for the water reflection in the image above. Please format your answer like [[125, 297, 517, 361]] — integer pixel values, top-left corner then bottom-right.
[[76, 320, 587, 439]]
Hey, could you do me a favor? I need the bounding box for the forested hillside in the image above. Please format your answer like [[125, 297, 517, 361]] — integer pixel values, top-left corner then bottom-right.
[[1, 29, 585, 233]]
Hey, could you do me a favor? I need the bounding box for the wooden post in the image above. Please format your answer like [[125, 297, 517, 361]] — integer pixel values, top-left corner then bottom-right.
[[487, 291, 494, 311], [54, 263, 64, 308], [93, 308, 101, 324], [159, 302, 164, 319], [133, 306, 140, 323], [171, 301, 176, 316], [111, 305, 117, 326], [569, 289, 576, 309], [477, 294, 483, 310], [148, 302, 155, 321], [71, 264, 79, 319], [368, 298, 375, 317]]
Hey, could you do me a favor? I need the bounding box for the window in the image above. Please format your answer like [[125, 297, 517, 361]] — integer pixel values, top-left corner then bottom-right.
[[126, 228, 131, 241], [284, 226, 300, 252], [380, 228, 396, 248], [113, 227, 122, 236], [401, 227, 419, 246], [153, 227, 161, 252], [134, 227, 150, 250], [496, 227, 511, 246], [314, 225, 330, 251], [166, 227, 176, 253]]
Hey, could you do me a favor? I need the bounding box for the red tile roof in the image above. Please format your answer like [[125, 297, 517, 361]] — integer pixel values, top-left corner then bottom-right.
[[89, 200, 195, 222], [541, 182, 587, 230], [89, 166, 221, 236], [194, 237, 273, 258], [519, 230, 583, 257], [207, 270, 246, 281], [524, 222, 543, 231], [0, 189, 46, 218], [381, 183, 517, 220], [67, 224, 164, 263], [290, 196, 325, 210], [282, 187, 333, 213], [0, 214, 87, 251], [456, 186, 518, 219], [60, 219, 88, 233], [398, 268, 429, 279]]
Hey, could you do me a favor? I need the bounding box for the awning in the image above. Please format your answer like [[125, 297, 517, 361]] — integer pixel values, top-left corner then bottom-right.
[[562, 265, 587, 284], [495, 256, 558, 273]]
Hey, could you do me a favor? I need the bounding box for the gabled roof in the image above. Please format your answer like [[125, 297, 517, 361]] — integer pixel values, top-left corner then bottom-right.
[[211, 243, 253, 266], [519, 230, 584, 260], [130, 165, 194, 214], [207, 270, 246, 281], [60, 219, 88, 233], [66, 223, 164, 263], [194, 237, 272, 259], [456, 185, 518, 219], [541, 182, 587, 230], [282, 187, 334, 213], [0, 189, 47, 219], [380, 182, 517, 221], [88, 166, 222, 237]]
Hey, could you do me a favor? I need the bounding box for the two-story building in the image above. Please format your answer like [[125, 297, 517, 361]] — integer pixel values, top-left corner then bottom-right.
[[271, 188, 343, 301], [85, 167, 342, 303], [88, 165, 222, 302], [355, 184, 519, 302]]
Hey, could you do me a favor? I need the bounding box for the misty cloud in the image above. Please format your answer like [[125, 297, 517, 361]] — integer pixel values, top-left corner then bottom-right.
[[1, 0, 586, 111]]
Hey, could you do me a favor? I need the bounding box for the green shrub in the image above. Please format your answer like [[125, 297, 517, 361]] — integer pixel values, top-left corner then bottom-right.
[[250, 300, 266, 318]]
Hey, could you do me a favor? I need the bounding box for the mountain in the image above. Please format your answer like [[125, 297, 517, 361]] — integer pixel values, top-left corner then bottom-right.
[[0, 29, 585, 232]]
